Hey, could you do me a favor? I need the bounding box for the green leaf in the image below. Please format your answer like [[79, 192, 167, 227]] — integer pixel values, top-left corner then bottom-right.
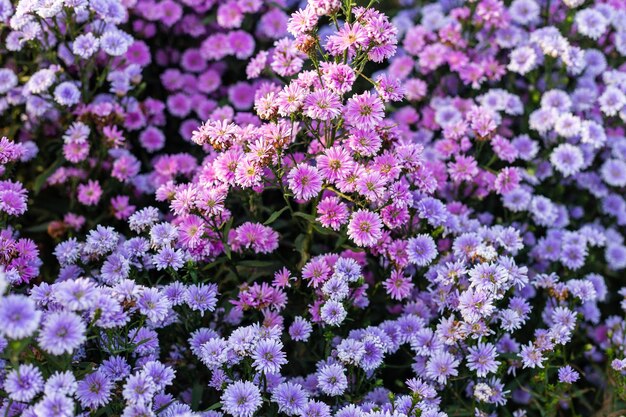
[[237, 260, 279, 268], [191, 383, 204, 410], [263, 206, 289, 225], [293, 212, 316, 222], [205, 402, 223, 411], [33, 157, 64, 195], [24, 222, 51, 233]]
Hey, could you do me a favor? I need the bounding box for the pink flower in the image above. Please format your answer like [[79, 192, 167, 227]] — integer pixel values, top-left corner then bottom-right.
[[317, 197, 349, 230], [344, 91, 385, 129], [347, 209, 383, 247], [304, 89, 342, 120], [494, 167, 521, 195], [287, 7, 318, 37], [77, 180, 102, 206], [383, 270, 414, 300], [287, 164, 323, 201], [316, 147, 355, 182]]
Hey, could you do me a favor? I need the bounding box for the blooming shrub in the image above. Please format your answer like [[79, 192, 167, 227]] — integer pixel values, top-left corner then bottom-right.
[[1, 0, 626, 416]]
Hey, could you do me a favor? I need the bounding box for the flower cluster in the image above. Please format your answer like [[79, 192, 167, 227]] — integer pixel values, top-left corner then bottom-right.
[[1, 0, 626, 416]]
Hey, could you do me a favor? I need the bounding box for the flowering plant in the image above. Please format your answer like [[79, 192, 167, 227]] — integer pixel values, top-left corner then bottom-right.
[[1, 0, 626, 416]]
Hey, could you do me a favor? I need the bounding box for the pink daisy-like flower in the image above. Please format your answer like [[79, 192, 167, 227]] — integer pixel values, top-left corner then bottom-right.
[[316, 197, 349, 230], [344, 91, 385, 129], [347, 209, 383, 247], [321, 63, 356, 95], [325, 22, 368, 56], [77, 180, 102, 206], [303, 89, 342, 120], [287, 164, 323, 201], [316, 146, 355, 182], [383, 270, 414, 300], [287, 7, 318, 37]]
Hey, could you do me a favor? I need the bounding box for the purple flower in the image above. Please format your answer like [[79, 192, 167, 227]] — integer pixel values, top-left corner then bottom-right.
[[37, 311, 86, 355], [76, 371, 113, 408], [0, 294, 41, 339], [320, 299, 347, 326], [185, 284, 218, 316], [347, 210, 383, 247], [252, 338, 287, 374], [407, 234, 437, 266], [317, 363, 348, 396], [4, 364, 44, 402], [425, 350, 459, 384], [288, 164, 323, 201], [467, 342, 500, 377], [289, 316, 312, 341], [122, 372, 156, 405], [558, 365, 580, 383], [221, 381, 262, 417], [272, 382, 308, 416], [33, 393, 75, 417]]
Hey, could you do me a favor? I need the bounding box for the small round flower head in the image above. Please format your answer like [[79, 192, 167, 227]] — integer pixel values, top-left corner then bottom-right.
[[599, 86, 626, 117], [272, 382, 308, 416], [426, 350, 459, 384], [508, 46, 538, 75], [317, 197, 349, 231], [601, 159, 626, 187], [72, 32, 100, 58], [550, 143, 584, 177], [76, 371, 113, 408], [0, 68, 17, 94], [37, 310, 87, 355], [467, 342, 500, 377], [317, 363, 348, 396], [347, 210, 383, 247], [252, 338, 287, 374], [303, 88, 342, 120], [4, 364, 44, 402], [185, 284, 219, 316], [575, 9, 608, 39], [53, 82, 81, 106], [344, 91, 385, 129], [101, 29, 133, 56], [44, 371, 76, 396], [0, 294, 41, 339], [558, 365, 580, 384], [122, 372, 156, 405], [33, 393, 75, 417], [407, 234, 437, 266], [289, 316, 312, 341], [288, 164, 323, 201], [320, 299, 347, 326], [221, 381, 262, 417]]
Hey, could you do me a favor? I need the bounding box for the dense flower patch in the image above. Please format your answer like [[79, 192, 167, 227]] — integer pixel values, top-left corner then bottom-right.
[[1, 0, 626, 416]]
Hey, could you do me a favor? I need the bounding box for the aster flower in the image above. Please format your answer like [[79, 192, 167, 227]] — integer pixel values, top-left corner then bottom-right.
[[467, 342, 500, 377], [288, 164, 323, 201], [221, 381, 262, 417], [407, 234, 437, 266], [317, 363, 348, 396], [76, 371, 113, 409], [347, 210, 383, 247], [344, 91, 385, 129], [320, 299, 347, 326], [252, 338, 287, 374], [272, 382, 308, 416], [4, 364, 44, 402], [289, 316, 313, 341], [303, 89, 342, 120], [426, 350, 459, 384], [0, 294, 41, 339], [558, 365, 580, 383], [37, 310, 86, 355]]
